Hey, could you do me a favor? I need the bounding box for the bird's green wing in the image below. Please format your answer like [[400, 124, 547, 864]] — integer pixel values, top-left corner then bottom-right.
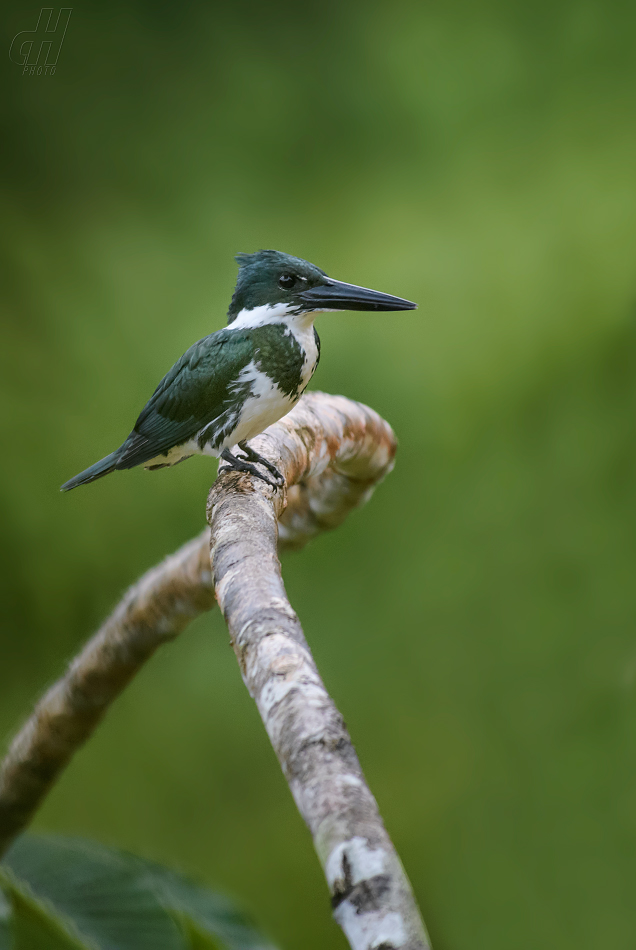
[[117, 328, 256, 469]]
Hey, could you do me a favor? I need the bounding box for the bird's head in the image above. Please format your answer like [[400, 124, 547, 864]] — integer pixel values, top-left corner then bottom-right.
[[227, 249, 416, 324]]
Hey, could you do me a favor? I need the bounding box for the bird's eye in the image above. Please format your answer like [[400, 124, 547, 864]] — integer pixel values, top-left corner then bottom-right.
[[279, 274, 295, 289]]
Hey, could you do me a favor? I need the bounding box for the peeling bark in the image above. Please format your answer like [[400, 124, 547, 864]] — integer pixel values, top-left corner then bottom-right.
[[0, 391, 430, 950]]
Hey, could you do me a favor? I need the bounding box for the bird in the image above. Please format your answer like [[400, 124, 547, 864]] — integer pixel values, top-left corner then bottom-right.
[[61, 249, 416, 491]]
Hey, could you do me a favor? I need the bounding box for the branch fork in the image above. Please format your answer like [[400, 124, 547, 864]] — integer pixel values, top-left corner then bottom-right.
[[0, 391, 431, 950]]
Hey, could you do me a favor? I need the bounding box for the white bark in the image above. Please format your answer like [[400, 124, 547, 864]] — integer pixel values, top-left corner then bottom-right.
[[208, 392, 431, 950]]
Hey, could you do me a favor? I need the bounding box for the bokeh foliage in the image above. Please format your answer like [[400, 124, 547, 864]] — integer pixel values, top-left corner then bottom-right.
[[2, 1, 636, 948]]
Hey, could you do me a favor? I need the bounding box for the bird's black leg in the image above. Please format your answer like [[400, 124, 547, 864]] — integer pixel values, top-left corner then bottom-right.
[[218, 448, 282, 489], [237, 441, 285, 487]]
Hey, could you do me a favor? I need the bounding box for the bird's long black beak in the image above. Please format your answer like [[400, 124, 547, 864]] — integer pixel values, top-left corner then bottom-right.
[[297, 278, 417, 312]]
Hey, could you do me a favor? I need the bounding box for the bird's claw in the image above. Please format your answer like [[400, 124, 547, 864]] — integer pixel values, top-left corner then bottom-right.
[[236, 443, 286, 487], [218, 450, 285, 490]]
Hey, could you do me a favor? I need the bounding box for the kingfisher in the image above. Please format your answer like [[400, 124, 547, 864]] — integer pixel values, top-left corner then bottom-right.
[[61, 250, 416, 491]]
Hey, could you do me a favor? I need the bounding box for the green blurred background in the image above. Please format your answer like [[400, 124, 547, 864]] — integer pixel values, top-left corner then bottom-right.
[[2, 1, 636, 947]]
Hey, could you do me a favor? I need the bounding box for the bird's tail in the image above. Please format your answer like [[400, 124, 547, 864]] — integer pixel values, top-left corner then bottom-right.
[[60, 451, 120, 492]]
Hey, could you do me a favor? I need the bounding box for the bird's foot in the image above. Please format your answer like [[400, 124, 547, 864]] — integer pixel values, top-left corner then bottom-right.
[[237, 441, 286, 487], [219, 447, 284, 489]]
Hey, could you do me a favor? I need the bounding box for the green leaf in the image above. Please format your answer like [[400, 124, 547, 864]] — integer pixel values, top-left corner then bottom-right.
[[0, 887, 13, 950], [3, 837, 184, 950], [1, 836, 279, 950], [179, 918, 222, 950], [0, 867, 89, 950], [130, 858, 278, 950]]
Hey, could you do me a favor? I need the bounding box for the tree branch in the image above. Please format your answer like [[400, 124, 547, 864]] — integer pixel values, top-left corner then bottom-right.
[[0, 392, 430, 950], [207, 393, 430, 950], [0, 533, 215, 855]]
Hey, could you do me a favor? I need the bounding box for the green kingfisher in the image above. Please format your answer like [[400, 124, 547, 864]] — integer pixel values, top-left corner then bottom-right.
[[61, 250, 416, 491]]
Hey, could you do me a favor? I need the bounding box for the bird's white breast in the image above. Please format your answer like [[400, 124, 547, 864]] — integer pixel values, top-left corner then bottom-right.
[[228, 314, 319, 446], [225, 360, 297, 446]]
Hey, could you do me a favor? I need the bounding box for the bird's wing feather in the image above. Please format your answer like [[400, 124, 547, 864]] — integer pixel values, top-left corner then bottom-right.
[[116, 329, 256, 469]]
